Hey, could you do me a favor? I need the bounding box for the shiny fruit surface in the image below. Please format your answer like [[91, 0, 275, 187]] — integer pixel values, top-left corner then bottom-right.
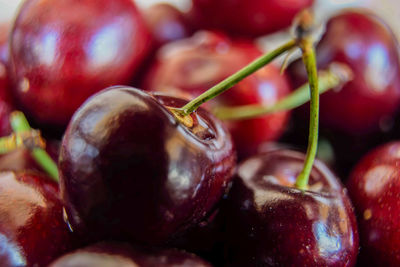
[[10, 0, 152, 127], [289, 11, 400, 135], [225, 149, 358, 266], [0, 171, 73, 266], [59, 86, 236, 245], [348, 142, 400, 266]]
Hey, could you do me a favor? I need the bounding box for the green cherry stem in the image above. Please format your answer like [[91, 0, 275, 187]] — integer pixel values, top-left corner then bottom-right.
[[172, 39, 297, 117], [294, 38, 319, 190], [10, 111, 59, 182], [214, 63, 352, 120]]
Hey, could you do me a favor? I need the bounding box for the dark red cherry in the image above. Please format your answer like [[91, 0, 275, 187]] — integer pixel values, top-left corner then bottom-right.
[[0, 23, 13, 137], [143, 3, 192, 47], [9, 0, 152, 128], [143, 31, 291, 158], [348, 142, 400, 266], [225, 149, 359, 266], [50, 242, 211, 267], [289, 10, 400, 135], [0, 171, 74, 266], [189, 0, 314, 37], [59, 86, 236, 245]]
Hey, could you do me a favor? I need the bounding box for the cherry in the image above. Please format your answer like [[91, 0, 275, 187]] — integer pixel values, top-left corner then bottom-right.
[[143, 3, 193, 48], [225, 149, 359, 266], [143, 31, 291, 157], [0, 23, 14, 137], [0, 171, 74, 266], [347, 142, 400, 266], [50, 242, 211, 267], [59, 86, 236, 245], [289, 10, 400, 135], [9, 0, 152, 128], [189, 0, 314, 37]]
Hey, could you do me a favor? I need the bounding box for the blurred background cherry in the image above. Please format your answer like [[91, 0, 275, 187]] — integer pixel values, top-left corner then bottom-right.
[[143, 31, 291, 158], [9, 0, 152, 132], [189, 0, 314, 37]]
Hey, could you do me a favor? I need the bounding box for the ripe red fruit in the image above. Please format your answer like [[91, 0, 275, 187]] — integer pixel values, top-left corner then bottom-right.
[[189, 0, 314, 37], [9, 0, 152, 128], [225, 149, 359, 266], [348, 142, 400, 266], [0, 171, 74, 266], [0, 23, 13, 137], [143, 31, 291, 157], [289, 11, 400, 135], [59, 86, 236, 245], [143, 3, 193, 47]]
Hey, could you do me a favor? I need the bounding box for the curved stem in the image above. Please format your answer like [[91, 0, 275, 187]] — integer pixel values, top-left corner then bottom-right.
[[174, 40, 297, 116], [295, 38, 319, 190], [10, 112, 59, 183], [214, 63, 352, 120]]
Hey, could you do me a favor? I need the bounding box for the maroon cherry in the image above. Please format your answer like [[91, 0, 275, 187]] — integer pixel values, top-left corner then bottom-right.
[[225, 149, 359, 266], [347, 141, 400, 266], [289, 10, 400, 135], [143, 3, 192, 48], [0, 23, 13, 137], [189, 0, 314, 37], [0, 171, 74, 266], [9, 0, 152, 128], [50, 242, 211, 267], [143, 31, 291, 157], [59, 86, 236, 245]]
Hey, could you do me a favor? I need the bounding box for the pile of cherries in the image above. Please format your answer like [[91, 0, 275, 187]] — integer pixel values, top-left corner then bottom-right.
[[0, 0, 399, 266]]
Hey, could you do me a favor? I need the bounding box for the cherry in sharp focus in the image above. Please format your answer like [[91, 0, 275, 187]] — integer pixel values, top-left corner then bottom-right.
[[225, 148, 359, 266], [59, 86, 236, 245]]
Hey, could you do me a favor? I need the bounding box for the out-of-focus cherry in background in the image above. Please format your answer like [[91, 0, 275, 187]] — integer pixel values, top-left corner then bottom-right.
[[1, 1, 400, 40]]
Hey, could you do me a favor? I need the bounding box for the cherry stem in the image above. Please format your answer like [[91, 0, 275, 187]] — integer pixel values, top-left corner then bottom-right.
[[173, 39, 297, 116], [295, 36, 319, 190], [0, 131, 45, 154], [214, 63, 352, 120], [10, 111, 59, 183]]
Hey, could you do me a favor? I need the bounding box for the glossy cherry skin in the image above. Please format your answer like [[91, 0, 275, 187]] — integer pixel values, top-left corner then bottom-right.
[[289, 10, 400, 135], [144, 3, 192, 48], [0, 171, 74, 266], [347, 142, 400, 266], [225, 149, 359, 266], [9, 0, 152, 128], [59, 86, 236, 245], [50, 242, 211, 267], [143, 31, 291, 158], [189, 0, 314, 37]]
